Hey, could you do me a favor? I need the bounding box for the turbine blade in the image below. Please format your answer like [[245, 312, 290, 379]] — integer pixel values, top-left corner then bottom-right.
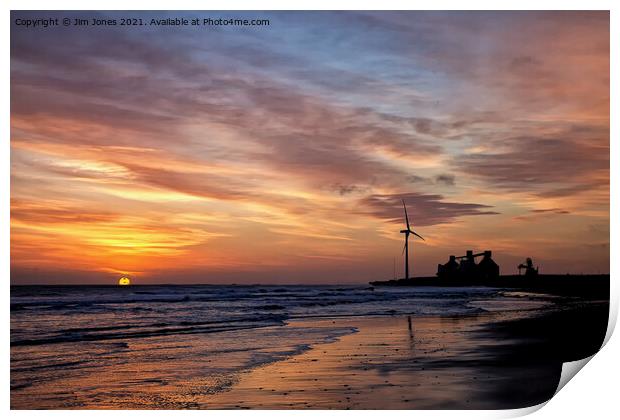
[[402, 242, 407, 255], [402, 199, 411, 230], [412, 231, 425, 241]]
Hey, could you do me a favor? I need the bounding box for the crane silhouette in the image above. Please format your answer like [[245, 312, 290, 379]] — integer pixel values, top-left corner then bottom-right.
[[400, 199, 425, 281]]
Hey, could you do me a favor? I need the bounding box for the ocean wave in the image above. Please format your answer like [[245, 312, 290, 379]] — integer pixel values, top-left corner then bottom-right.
[[11, 285, 504, 347], [11, 314, 288, 347]]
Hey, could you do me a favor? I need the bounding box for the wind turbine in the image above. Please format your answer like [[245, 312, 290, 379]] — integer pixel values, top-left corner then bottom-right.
[[400, 199, 425, 281]]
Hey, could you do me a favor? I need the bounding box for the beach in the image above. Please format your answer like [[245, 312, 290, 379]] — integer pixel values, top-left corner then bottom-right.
[[10, 285, 608, 409], [208, 301, 608, 409]]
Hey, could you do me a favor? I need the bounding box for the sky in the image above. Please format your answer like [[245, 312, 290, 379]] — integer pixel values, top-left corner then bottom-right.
[[10, 11, 610, 284]]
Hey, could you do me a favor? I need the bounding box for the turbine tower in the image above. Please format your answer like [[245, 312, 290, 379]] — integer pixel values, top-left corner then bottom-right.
[[400, 199, 425, 281]]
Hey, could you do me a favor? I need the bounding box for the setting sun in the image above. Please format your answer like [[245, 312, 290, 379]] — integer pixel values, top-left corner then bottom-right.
[[118, 277, 131, 286]]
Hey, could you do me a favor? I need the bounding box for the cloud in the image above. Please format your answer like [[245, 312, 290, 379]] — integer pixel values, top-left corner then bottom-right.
[[530, 208, 570, 214], [407, 175, 427, 183], [513, 207, 571, 221], [435, 174, 455, 186], [329, 184, 370, 196], [116, 162, 250, 202], [406, 174, 456, 186], [11, 199, 118, 224], [455, 126, 609, 197], [358, 192, 498, 227], [11, 19, 444, 194]]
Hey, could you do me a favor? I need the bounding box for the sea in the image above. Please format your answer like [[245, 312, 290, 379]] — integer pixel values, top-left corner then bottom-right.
[[10, 284, 555, 408]]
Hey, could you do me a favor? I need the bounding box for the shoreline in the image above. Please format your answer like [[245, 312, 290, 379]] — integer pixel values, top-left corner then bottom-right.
[[205, 298, 608, 409], [370, 274, 609, 299]]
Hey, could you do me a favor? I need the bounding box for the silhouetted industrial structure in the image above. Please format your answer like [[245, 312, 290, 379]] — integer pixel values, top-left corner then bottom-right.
[[518, 257, 539, 278], [437, 250, 499, 281], [372, 251, 608, 296]]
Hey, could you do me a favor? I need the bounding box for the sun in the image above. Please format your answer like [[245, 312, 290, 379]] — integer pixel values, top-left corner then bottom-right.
[[118, 276, 131, 286]]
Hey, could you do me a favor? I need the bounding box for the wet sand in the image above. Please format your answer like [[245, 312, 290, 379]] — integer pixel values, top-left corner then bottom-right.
[[206, 315, 489, 409], [207, 301, 608, 409]]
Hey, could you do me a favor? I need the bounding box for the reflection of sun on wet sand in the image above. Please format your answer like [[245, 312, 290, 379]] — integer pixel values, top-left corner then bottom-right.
[[207, 316, 483, 409], [204, 314, 521, 409], [206, 301, 607, 410]]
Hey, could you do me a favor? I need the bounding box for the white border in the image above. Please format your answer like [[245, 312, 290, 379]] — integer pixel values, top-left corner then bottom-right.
[[3, 1, 617, 419]]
